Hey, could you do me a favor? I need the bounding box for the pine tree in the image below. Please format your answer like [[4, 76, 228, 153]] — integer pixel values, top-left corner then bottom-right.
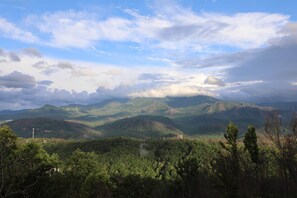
[[243, 125, 259, 164]]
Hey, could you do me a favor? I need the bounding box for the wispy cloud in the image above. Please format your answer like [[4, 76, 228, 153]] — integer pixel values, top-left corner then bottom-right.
[[0, 17, 39, 43], [25, 11, 134, 48], [0, 4, 288, 52]]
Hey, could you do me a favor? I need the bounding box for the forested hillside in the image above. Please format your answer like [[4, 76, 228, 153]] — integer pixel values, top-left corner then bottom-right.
[[0, 96, 275, 138], [2, 115, 297, 197], [3, 117, 100, 138]]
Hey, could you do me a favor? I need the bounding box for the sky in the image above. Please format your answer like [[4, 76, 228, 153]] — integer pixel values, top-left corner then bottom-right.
[[0, 0, 297, 110]]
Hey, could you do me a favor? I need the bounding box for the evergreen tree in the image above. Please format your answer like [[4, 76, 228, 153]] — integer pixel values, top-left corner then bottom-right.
[[243, 125, 259, 164], [214, 122, 240, 197], [221, 122, 239, 159]]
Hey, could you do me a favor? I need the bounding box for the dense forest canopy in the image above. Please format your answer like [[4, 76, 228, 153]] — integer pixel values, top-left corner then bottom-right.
[[1, 117, 297, 197]]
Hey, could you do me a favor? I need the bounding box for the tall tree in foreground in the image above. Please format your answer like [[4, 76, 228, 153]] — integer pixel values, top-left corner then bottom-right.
[[242, 125, 260, 196], [212, 122, 240, 197], [243, 125, 259, 164], [222, 122, 239, 167]]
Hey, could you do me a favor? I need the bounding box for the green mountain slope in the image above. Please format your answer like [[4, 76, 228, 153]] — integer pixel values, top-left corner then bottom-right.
[[165, 95, 218, 108], [259, 102, 297, 112], [97, 115, 183, 138], [175, 106, 268, 134], [0, 95, 278, 137], [2, 117, 101, 139]]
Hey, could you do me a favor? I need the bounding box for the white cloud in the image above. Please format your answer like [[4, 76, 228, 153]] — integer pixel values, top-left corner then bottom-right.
[[130, 84, 215, 98], [0, 17, 39, 43], [291, 82, 297, 86], [131, 72, 215, 98], [0, 49, 159, 93], [26, 11, 135, 48], [17, 5, 288, 51], [204, 76, 225, 86], [204, 12, 288, 48]]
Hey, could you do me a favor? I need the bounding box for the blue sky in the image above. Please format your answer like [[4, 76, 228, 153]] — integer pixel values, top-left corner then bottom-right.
[[0, 0, 297, 109]]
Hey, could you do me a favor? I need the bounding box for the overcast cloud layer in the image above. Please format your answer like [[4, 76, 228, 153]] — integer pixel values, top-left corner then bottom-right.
[[0, 1, 297, 110]]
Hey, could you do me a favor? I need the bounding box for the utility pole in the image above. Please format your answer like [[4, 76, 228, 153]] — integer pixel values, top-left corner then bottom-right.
[[32, 128, 35, 139]]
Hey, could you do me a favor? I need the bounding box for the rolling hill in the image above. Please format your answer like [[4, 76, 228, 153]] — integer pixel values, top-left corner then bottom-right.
[[2, 117, 101, 139], [0, 95, 282, 138], [174, 106, 267, 134], [97, 115, 183, 138]]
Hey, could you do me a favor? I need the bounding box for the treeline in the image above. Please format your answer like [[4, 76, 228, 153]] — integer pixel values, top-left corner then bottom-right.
[[1, 113, 297, 197]]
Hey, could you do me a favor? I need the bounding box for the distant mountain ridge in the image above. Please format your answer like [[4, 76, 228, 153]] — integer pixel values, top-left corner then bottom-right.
[[0, 95, 287, 138], [258, 102, 297, 112]]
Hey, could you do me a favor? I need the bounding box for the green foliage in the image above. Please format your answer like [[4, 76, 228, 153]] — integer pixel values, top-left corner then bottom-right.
[[176, 157, 205, 197], [2, 123, 297, 197], [0, 125, 18, 198], [0, 125, 17, 155], [44, 138, 141, 160], [80, 172, 112, 198], [243, 125, 259, 164], [65, 149, 103, 176], [222, 121, 238, 155], [214, 122, 241, 197], [112, 175, 157, 198], [65, 149, 108, 186], [0, 125, 59, 198], [211, 153, 239, 197]]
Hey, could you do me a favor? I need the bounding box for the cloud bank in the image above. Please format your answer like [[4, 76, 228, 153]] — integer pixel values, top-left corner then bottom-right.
[[0, 2, 296, 109], [0, 48, 212, 110]]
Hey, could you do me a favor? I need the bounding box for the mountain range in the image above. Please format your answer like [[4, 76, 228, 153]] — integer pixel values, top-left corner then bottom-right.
[[1, 95, 294, 139]]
